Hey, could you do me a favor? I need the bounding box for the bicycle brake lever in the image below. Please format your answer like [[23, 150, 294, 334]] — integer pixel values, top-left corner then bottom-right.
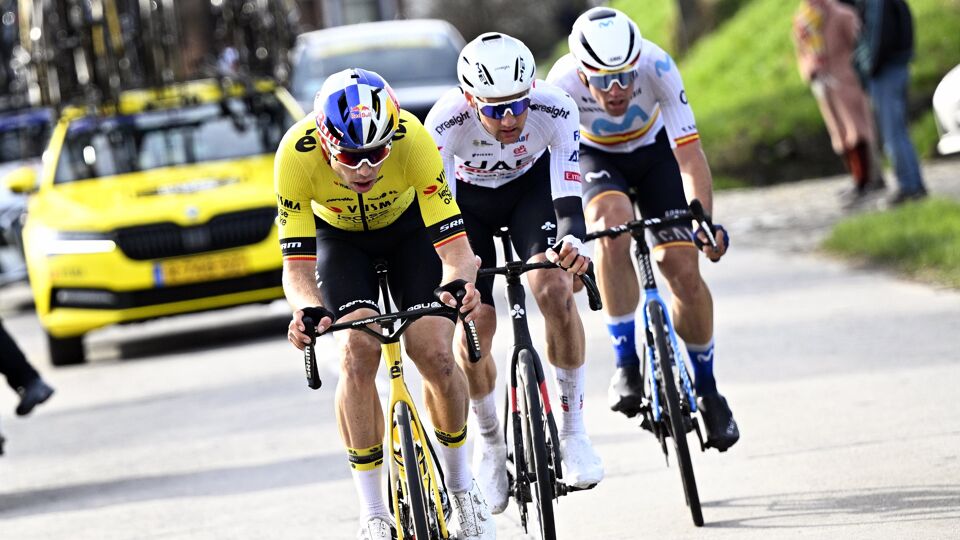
[[580, 264, 603, 312], [302, 316, 322, 390]]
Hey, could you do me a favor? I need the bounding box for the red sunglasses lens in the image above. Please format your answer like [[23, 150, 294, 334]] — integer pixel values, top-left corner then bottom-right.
[[336, 145, 390, 167]]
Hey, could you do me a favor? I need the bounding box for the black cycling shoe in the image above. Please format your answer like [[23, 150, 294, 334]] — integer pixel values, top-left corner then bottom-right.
[[16, 378, 55, 417], [608, 365, 645, 417], [697, 392, 739, 452]]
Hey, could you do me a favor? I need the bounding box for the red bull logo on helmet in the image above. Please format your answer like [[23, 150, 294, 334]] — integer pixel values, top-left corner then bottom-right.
[[351, 104, 373, 119]]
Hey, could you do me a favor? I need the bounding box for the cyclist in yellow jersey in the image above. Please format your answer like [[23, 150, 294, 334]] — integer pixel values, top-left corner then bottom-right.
[[276, 68, 495, 540]]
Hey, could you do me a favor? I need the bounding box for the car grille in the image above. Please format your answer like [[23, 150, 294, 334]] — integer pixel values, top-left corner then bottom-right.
[[114, 207, 277, 260], [50, 270, 283, 310]]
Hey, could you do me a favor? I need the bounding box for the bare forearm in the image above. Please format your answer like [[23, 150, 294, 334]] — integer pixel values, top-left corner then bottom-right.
[[436, 237, 478, 285], [675, 141, 715, 215], [282, 260, 324, 311]]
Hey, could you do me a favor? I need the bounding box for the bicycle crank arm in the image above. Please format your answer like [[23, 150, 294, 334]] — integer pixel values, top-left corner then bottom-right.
[[556, 482, 598, 496]]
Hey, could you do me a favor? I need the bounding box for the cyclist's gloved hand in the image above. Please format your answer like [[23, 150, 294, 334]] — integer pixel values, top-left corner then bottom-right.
[[289, 306, 335, 351], [434, 279, 480, 322], [694, 223, 729, 262], [546, 234, 590, 275]]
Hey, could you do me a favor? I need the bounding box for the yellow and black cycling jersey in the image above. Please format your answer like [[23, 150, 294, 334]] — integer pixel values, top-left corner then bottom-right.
[[274, 109, 466, 260]]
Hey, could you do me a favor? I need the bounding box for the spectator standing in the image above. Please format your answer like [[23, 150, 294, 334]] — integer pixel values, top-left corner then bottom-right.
[[854, 0, 928, 205], [793, 0, 885, 208]]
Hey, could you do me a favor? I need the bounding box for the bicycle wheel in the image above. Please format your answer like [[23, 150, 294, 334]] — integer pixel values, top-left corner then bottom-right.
[[517, 350, 557, 539], [396, 402, 432, 539], [649, 303, 704, 526]]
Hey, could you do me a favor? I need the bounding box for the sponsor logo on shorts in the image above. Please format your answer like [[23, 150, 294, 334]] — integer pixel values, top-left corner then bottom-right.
[[584, 170, 610, 183], [339, 299, 378, 311]]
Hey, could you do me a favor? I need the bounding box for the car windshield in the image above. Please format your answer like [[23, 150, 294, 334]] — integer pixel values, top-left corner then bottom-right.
[[290, 37, 459, 103], [54, 95, 296, 184], [0, 112, 52, 165]]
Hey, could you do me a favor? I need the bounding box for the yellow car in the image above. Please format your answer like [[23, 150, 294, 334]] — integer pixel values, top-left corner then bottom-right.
[[7, 80, 303, 365]]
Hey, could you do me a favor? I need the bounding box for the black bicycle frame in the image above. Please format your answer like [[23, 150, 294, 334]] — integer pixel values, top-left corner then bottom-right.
[[477, 229, 603, 497]]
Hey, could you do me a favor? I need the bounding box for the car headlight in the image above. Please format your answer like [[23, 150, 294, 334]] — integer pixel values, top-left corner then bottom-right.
[[35, 229, 117, 256]]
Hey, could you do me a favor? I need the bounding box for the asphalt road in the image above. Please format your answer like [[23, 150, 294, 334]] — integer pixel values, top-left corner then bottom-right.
[[1, 166, 959, 539]]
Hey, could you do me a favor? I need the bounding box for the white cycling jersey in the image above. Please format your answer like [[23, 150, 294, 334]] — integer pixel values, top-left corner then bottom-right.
[[546, 39, 700, 154], [424, 82, 583, 201]]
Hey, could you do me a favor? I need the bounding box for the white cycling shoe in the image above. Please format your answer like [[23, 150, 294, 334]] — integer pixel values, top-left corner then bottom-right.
[[452, 479, 496, 540], [473, 438, 510, 514], [560, 433, 604, 488], [357, 514, 394, 540]]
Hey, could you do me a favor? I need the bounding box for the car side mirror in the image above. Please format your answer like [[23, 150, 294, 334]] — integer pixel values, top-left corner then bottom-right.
[[4, 167, 38, 194]]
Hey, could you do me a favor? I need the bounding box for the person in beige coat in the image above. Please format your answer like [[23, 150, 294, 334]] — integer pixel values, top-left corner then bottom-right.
[[794, 0, 884, 206]]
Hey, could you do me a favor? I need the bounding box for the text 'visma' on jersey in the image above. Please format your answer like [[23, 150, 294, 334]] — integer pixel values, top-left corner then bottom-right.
[[546, 39, 700, 154], [273, 109, 466, 260], [424, 82, 584, 200]]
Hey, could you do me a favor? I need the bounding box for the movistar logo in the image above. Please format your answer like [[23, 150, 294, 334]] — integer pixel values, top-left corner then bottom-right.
[[591, 105, 650, 135], [585, 170, 611, 183]]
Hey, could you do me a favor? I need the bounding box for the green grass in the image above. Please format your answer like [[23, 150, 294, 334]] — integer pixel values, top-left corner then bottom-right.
[[823, 198, 960, 287], [543, 0, 960, 185]]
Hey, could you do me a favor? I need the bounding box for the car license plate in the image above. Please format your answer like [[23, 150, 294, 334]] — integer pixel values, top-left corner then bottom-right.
[[156, 252, 248, 286]]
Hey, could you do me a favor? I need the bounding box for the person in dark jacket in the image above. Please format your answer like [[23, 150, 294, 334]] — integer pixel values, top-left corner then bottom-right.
[[854, 0, 928, 206], [0, 318, 54, 417]]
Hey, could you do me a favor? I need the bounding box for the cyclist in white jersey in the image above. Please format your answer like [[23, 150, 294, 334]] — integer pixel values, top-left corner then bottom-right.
[[426, 32, 604, 513], [547, 7, 740, 452]]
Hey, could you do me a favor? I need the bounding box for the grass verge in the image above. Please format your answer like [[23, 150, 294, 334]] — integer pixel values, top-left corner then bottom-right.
[[823, 197, 960, 287]]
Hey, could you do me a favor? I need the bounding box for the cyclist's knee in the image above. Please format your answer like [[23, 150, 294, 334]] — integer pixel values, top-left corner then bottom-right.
[[412, 344, 458, 383], [339, 334, 381, 385], [532, 274, 576, 318], [657, 248, 705, 297], [586, 191, 632, 228]]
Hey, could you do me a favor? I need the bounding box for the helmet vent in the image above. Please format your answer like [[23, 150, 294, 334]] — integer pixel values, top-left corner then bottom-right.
[[588, 8, 616, 21], [579, 34, 607, 68], [337, 93, 350, 122], [346, 122, 360, 145], [324, 118, 342, 139], [371, 88, 382, 116], [481, 33, 502, 42], [513, 58, 519, 81], [480, 64, 494, 86]]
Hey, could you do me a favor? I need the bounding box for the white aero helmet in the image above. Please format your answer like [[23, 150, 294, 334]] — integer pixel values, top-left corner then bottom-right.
[[457, 32, 536, 99], [569, 7, 643, 74]]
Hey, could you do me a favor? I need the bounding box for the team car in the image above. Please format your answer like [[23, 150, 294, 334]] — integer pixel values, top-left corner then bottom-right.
[[7, 79, 302, 365]]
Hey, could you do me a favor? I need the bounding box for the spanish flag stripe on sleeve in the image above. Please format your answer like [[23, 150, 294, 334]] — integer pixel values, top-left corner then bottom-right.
[[675, 133, 700, 147]]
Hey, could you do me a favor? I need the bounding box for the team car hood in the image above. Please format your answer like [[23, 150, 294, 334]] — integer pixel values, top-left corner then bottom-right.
[[28, 157, 275, 232]]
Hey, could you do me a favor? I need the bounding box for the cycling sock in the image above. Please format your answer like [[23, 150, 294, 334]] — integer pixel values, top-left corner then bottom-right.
[[347, 444, 389, 520], [435, 424, 472, 493], [605, 313, 640, 368], [554, 366, 586, 437], [470, 390, 500, 444], [687, 339, 717, 396]]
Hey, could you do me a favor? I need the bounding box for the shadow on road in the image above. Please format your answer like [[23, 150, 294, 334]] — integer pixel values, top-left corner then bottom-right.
[[85, 311, 291, 364], [704, 485, 960, 529], [0, 452, 348, 519]]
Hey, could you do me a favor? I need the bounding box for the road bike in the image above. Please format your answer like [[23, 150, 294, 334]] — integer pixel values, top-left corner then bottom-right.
[[302, 261, 481, 540], [477, 228, 602, 539], [583, 200, 718, 527]]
